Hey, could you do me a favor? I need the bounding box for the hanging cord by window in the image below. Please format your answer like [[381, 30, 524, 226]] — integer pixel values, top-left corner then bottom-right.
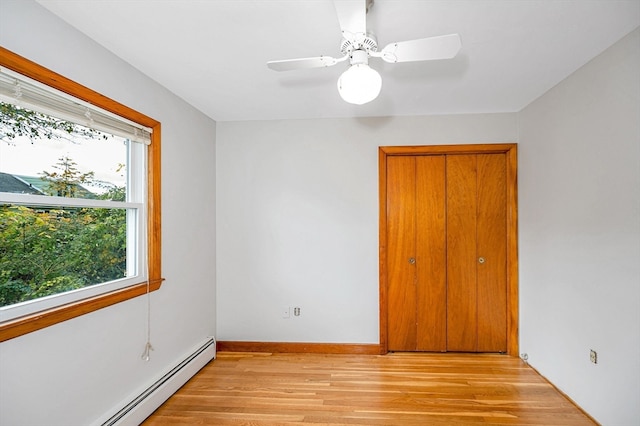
[[141, 263, 154, 361], [141, 340, 153, 362]]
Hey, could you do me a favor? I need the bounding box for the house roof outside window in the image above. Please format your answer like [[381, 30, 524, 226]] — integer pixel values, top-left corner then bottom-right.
[[0, 172, 96, 199]]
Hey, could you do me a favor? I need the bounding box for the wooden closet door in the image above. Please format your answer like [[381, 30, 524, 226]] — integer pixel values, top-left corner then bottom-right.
[[387, 156, 446, 352], [386, 156, 417, 351], [476, 154, 507, 352], [386, 152, 507, 353], [415, 156, 447, 351], [446, 155, 478, 352], [446, 153, 507, 352]]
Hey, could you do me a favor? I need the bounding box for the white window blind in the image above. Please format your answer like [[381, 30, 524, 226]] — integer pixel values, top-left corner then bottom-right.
[[0, 67, 152, 145]]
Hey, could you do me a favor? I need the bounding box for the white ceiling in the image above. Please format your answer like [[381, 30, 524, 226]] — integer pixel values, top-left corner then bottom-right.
[[36, 0, 639, 122]]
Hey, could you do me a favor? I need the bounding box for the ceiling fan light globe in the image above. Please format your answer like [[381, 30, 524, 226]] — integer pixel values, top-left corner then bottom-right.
[[337, 64, 382, 105]]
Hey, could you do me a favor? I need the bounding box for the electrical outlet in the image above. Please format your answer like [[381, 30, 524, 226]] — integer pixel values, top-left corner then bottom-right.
[[293, 307, 301, 316], [282, 306, 290, 319], [590, 349, 597, 364]]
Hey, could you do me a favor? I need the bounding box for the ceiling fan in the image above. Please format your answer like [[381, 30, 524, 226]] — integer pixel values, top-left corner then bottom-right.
[[266, 0, 462, 105]]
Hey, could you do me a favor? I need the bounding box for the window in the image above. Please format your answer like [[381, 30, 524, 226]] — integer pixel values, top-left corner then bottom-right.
[[0, 47, 162, 341]]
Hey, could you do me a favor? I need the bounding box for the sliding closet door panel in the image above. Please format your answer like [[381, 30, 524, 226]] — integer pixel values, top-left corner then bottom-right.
[[387, 156, 417, 351], [477, 154, 507, 352], [416, 156, 447, 351], [446, 155, 478, 352]]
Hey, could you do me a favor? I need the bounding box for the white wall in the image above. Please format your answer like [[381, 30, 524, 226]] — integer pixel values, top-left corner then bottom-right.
[[0, 1, 216, 425], [518, 28, 640, 425], [3, 1, 636, 424], [216, 114, 517, 343]]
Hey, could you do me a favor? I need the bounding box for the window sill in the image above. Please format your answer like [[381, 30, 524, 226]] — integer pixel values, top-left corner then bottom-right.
[[0, 278, 164, 342]]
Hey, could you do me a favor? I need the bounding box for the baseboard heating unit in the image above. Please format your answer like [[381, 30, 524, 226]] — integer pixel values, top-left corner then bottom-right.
[[99, 337, 216, 426]]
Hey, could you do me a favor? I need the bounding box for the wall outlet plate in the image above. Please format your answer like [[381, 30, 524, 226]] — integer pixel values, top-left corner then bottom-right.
[[590, 349, 597, 364]]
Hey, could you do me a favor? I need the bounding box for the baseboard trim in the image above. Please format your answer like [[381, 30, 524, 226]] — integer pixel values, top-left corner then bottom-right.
[[217, 341, 382, 355], [95, 337, 216, 426]]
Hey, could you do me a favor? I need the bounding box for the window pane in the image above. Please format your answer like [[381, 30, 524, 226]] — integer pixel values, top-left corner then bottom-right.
[[0, 103, 128, 201], [0, 204, 130, 307]]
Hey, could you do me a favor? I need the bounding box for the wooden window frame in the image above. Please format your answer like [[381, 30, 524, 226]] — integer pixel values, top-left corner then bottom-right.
[[0, 46, 163, 342]]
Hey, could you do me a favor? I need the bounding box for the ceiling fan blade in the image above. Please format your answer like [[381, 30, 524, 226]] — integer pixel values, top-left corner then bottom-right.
[[334, 0, 367, 38], [267, 56, 341, 72], [381, 33, 462, 63]]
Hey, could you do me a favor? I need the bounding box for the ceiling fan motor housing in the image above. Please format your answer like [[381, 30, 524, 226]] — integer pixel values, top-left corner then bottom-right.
[[340, 34, 378, 57]]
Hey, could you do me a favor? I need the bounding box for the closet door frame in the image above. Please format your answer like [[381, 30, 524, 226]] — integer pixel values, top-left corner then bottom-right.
[[379, 143, 519, 356]]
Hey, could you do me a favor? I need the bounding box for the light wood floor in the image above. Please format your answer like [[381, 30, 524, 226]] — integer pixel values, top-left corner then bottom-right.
[[142, 351, 597, 425]]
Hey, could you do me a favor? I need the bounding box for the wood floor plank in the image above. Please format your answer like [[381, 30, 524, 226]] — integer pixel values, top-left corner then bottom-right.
[[142, 352, 597, 425]]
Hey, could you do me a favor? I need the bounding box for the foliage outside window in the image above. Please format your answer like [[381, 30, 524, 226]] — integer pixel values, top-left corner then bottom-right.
[[0, 126, 130, 308], [0, 47, 162, 341]]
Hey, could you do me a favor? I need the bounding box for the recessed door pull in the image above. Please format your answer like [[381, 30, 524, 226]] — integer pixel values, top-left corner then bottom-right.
[[408, 257, 416, 264]]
